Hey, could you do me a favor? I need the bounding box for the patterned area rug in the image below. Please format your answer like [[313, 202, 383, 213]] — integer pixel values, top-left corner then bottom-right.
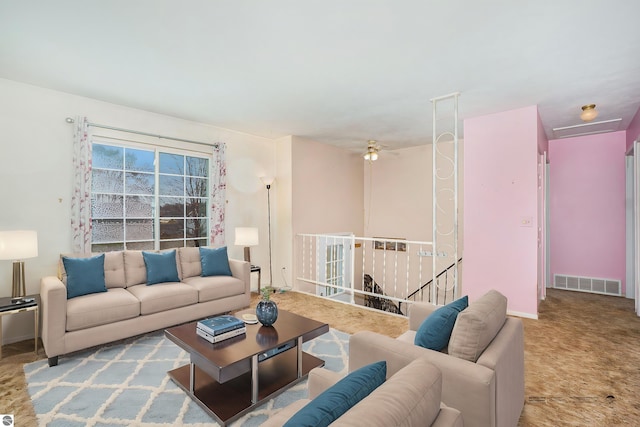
[[24, 328, 349, 426]]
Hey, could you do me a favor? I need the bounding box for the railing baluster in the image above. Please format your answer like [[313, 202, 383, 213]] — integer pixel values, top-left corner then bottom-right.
[[294, 234, 461, 317]]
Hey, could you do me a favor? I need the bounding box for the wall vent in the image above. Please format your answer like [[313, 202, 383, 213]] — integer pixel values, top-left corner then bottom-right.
[[551, 118, 622, 139], [554, 274, 621, 296]]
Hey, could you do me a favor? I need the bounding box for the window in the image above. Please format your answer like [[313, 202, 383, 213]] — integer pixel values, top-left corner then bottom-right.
[[90, 142, 210, 252], [324, 244, 345, 296]]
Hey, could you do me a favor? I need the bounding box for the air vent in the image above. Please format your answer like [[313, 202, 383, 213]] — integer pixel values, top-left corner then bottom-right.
[[552, 118, 622, 139], [554, 274, 621, 296]]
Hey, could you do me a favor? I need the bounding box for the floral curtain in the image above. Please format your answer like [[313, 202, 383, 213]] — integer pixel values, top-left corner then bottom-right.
[[71, 117, 226, 250], [70, 116, 92, 253], [210, 142, 227, 245]]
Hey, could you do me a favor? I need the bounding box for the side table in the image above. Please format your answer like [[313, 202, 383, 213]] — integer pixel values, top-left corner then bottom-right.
[[0, 294, 39, 359], [251, 265, 262, 293]]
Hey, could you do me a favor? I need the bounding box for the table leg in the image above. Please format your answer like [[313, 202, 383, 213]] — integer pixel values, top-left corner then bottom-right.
[[34, 306, 39, 355], [251, 354, 258, 404], [0, 316, 3, 359], [297, 337, 303, 378], [257, 270, 262, 294], [190, 363, 195, 394]]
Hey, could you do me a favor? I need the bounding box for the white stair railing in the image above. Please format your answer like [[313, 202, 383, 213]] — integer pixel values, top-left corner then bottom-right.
[[296, 233, 456, 316]]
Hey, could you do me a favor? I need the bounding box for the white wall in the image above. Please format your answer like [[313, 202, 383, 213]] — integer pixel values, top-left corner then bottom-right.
[[290, 136, 364, 293], [0, 78, 276, 343], [363, 143, 464, 287], [364, 145, 432, 241], [274, 136, 293, 289]]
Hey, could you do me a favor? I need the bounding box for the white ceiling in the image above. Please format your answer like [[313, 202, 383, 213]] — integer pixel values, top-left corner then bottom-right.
[[1, 1, 640, 152]]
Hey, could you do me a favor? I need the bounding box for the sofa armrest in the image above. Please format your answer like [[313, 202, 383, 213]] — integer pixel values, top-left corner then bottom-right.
[[476, 317, 525, 427], [350, 331, 418, 376], [228, 258, 250, 294], [307, 367, 343, 399], [350, 331, 496, 427], [432, 404, 464, 427], [40, 276, 68, 359], [408, 302, 439, 331], [261, 400, 310, 427]]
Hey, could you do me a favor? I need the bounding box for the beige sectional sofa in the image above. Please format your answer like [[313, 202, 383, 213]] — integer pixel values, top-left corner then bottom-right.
[[263, 342, 463, 427], [350, 290, 524, 427], [40, 246, 250, 367]]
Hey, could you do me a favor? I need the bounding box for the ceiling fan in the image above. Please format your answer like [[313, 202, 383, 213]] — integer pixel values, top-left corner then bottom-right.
[[363, 140, 384, 161]]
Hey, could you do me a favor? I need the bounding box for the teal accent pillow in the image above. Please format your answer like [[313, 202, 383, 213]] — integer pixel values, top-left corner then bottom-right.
[[63, 254, 107, 299], [414, 296, 469, 351], [200, 246, 232, 277], [142, 250, 180, 285], [283, 361, 387, 427]]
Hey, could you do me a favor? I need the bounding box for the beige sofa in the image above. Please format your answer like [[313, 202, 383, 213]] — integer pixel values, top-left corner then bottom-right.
[[40, 247, 250, 367], [350, 290, 524, 427], [263, 345, 463, 426]]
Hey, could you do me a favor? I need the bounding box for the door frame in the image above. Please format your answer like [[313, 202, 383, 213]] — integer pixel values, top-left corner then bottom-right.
[[625, 141, 640, 316]]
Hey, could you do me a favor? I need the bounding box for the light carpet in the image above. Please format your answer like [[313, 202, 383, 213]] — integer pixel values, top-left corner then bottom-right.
[[24, 328, 350, 427]]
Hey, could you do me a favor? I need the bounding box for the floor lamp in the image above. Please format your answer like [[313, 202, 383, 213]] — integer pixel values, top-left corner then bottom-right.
[[261, 177, 275, 289], [0, 230, 38, 303]]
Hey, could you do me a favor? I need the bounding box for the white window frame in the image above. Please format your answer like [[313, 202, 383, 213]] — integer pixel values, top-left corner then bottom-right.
[[90, 137, 213, 252]]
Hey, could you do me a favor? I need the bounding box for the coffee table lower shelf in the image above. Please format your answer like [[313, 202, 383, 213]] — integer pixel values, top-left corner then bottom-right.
[[168, 349, 324, 426]]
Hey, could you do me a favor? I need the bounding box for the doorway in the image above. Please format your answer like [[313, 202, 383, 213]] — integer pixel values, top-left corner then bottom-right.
[[316, 233, 353, 300], [625, 141, 640, 316]]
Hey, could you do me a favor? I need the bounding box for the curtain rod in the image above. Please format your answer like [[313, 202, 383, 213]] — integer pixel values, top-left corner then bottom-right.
[[65, 117, 218, 148]]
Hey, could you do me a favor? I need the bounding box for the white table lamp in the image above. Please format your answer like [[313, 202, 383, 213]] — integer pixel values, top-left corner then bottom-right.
[[234, 227, 259, 264], [0, 230, 38, 301]]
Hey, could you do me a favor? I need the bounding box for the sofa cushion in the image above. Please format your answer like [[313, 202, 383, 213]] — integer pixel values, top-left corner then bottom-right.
[[142, 250, 180, 285], [283, 361, 387, 427], [200, 246, 232, 277], [182, 275, 246, 302], [60, 251, 125, 289], [448, 290, 507, 362], [414, 296, 468, 351], [124, 250, 148, 287], [178, 246, 202, 279], [336, 358, 443, 427], [66, 288, 140, 331], [127, 283, 198, 315], [62, 254, 108, 299]]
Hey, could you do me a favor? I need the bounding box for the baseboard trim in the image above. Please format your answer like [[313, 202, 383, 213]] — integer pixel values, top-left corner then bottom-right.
[[507, 309, 538, 320]]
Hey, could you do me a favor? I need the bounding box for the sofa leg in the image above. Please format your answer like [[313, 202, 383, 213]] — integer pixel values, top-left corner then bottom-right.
[[48, 356, 59, 367]]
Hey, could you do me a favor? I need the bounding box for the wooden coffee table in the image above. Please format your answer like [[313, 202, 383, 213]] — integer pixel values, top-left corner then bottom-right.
[[165, 309, 329, 426]]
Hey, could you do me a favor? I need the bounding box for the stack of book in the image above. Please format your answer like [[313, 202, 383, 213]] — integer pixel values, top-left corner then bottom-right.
[[196, 315, 246, 343]]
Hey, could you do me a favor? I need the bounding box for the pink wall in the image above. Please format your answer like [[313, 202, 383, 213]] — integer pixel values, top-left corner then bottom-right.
[[549, 131, 627, 292], [463, 105, 540, 317], [627, 107, 640, 152]]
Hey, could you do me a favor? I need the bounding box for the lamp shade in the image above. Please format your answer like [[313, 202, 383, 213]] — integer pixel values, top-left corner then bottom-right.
[[580, 104, 598, 122], [260, 176, 275, 186], [0, 230, 38, 260], [235, 227, 259, 246]]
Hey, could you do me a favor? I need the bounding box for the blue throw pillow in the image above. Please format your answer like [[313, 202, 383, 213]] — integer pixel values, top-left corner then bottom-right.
[[283, 361, 387, 427], [200, 246, 232, 277], [63, 254, 108, 299], [414, 296, 469, 351], [142, 250, 180, 285]]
